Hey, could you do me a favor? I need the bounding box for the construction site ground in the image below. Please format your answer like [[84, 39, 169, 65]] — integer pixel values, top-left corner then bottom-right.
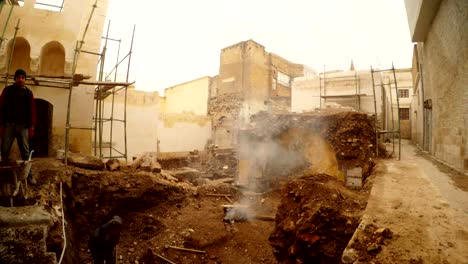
[[1, 140, 468, 264]]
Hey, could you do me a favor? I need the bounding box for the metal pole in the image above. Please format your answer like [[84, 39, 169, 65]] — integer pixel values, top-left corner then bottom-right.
[[65, 0, 98, 164], [370, 67, 379, 157], [5, 19, 20, 88], [124, 25, 136, 161], [392, 63, 401, 160], [109, 38, 121, 158], [388, 79, 395, 155], [98, 20, 110, 158], [319, 75, 322, 108], [0, 3, 15, 49], [355, 70, 360, 110]]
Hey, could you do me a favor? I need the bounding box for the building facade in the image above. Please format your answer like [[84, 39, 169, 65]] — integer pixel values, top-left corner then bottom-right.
[[405, 0, 467, 172], [0, 0, 108, 156]]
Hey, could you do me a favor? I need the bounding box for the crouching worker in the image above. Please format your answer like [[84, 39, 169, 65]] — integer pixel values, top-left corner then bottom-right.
[[89, 215, 123, 264]]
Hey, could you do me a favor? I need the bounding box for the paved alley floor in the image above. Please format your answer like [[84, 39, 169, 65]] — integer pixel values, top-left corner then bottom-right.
[[354, 140, 468, 263]]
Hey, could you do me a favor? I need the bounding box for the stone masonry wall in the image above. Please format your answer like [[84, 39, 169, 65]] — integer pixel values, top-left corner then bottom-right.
[[421, 0, 468, 172]]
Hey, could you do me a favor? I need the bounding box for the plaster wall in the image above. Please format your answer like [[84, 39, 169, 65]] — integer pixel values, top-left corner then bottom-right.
[[158, 77, 212, 152], [162, 77, 210, 115], [101, 88, 159, 161], [158, 113, 212, 153]]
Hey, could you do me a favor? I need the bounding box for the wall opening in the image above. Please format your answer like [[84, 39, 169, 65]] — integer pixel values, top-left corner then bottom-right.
[[31, 99, 53, 157], [39, 41, 65, 76], [6, 37, 31, 74]]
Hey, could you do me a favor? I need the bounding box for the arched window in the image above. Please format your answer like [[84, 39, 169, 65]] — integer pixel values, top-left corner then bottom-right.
[[7, 37, 31, 74], [39, 41, 65, 76]]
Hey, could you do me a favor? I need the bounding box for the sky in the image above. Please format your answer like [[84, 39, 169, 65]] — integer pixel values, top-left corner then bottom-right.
[[103, 0, 414, 94]]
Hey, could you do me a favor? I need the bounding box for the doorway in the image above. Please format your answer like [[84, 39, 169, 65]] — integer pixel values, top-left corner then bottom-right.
[[31, 99, 53, 157]]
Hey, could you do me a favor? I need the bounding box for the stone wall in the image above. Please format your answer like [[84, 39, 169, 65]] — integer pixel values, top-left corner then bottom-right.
[[0, 0, 108, 155], [0, 206, 56, 264], [414, 0, 468, 172]]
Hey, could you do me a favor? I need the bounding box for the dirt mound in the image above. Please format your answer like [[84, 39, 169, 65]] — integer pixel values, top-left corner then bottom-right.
[[269, 173, 369, 263]]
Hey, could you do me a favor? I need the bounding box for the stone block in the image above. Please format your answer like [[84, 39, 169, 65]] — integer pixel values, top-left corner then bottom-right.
[[346, 167, 362, 188]]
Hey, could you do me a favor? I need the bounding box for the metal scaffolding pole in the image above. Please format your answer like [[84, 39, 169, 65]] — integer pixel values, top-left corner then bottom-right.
[[4, 19, 19, 87], [109, 38, 121, 158], [64, 0, 98, 164], [387, 80, 395, 155], [392, 63, 401, 160], [97, 21, 110, 158], [0, 2, 15, 49], [124, 25, 136, 161], [370, 67, 379, 157]]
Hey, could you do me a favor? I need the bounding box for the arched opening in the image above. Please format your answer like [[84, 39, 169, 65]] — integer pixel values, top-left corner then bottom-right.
[[6, 37, 31, 74], [31, 99, 53, 157], [39, 41, 65, 76]]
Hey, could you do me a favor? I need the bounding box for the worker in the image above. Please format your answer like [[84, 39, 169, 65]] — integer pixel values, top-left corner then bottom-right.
[[89, 215, 123, 264], [0, 68, 36, 185]]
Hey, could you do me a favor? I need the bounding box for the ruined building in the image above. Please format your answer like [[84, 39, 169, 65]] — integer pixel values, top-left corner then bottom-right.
[[404, 0, 468, 173], [210, 40, 304, 148]]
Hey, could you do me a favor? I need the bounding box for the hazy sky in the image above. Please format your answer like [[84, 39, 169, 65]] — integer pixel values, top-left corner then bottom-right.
[[103, 0, 413, 94]]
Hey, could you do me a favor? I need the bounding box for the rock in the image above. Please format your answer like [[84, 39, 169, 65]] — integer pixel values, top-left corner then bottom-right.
[[167, 167, 202, 182], [341, 248, 358, 264], [374, 227, 393, 239], [106, 159, 120, 171], [68, 153, 105, 170], [367, 243, 381, 254], [151, 161, 162, 173]]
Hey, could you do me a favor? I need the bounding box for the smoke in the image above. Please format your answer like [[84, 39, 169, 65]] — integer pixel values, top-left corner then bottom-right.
[[237, 125, 310, 192]]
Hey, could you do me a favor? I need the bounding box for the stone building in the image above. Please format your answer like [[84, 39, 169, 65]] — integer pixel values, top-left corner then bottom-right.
[[211, 40, 304, 148], [292, 67, 413, 139], [404, 0, 467, 172], [0, 0, 108, 156]]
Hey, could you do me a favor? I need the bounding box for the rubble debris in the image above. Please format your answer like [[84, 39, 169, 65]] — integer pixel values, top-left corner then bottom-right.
[[67, 152, 105, 170], [269, 173, 368, 263], [343, 224, 394, 262], [131, 152, 161, 173], [105, 159, 120, 171]]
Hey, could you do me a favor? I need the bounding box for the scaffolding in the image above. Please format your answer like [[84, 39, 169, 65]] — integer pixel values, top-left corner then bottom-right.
[[319, 66, 364, 110], [64, 3, 135, 163], [370, 64, 401, 160], [0, 1, 135, 163]]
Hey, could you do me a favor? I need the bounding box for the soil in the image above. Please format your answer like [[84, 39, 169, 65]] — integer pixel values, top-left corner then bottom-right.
[[0, 110, 396, 264], [8, 154, 374, 264]]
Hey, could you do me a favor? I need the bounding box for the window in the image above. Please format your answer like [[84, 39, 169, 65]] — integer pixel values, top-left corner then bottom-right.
[[17, 0, 64, 11], [399, 108, 409, 120], [277, 72, 291, 87], [398, 89, 409, 98]]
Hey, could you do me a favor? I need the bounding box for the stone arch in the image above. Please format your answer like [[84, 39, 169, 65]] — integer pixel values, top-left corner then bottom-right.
[[31, 99, 53, 157], [39, 41, 65, 76], [6, 37, 31, 74]]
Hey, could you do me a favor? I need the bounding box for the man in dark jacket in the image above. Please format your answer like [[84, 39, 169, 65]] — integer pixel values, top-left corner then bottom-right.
[[0, 69, 36, 184], [89, 215, 123, 264]]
